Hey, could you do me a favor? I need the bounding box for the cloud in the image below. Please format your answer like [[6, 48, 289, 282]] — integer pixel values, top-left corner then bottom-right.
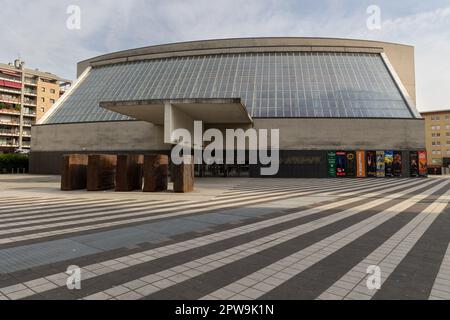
[[0, 0, 448, 110]]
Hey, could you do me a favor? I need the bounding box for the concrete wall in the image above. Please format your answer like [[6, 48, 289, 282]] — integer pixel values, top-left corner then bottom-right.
[[30, 118, 425, 175], [77, 37, 416, 104], [31, 121, 169, 152], [253, 118, 425, 150], [31, 118, 425, 153]]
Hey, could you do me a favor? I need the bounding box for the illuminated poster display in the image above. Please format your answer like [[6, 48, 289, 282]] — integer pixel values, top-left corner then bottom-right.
[[385, 150, 394, 177], [410, 151, 419, 177], [376, 151, 385, 177], [366, 151, 377, 177], [327, 151, 336, 177], [336, 151, 346, 177], [356, 151, 366, 178], [393, 151, 402, 177], [418, 151, 427, 176], [346, 152, 356, 177]]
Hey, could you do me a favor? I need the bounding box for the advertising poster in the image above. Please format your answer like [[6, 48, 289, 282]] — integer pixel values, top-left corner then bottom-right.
[[346, 152, 356, 177], [366, 151, 377, 177], [385, 150, 394, 177], [393, 151, 402, 177], [336, 151, 346, 177], [356, 151, 366, 178], [376, 151, 385, 177], [410, 151, 419, 177], [327, 151, 336, 177], [418, 151, 427, 176]]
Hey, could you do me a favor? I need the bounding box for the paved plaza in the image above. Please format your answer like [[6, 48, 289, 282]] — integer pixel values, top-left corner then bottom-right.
[[0, 175, 449, 300]]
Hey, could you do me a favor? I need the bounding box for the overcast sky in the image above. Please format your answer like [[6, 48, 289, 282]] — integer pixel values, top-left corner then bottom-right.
[[0, 0, 449, 111]]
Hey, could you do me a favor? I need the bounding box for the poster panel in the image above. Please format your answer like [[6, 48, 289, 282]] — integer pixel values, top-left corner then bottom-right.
[[385, 150, 394, 177], [346, 152, 356, 177], [327, 151, 336, 178], [366, 151, 377, 177], [376, 151, 385, 177], [410, 151, 419, 177], [418, 151, 427, 176], [393, 151, 402, 177], [336, 151, 346, 177], [356, 151, 366, 178]]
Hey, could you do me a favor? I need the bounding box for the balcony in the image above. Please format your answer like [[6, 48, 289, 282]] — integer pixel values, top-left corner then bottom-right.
[[24, 89, 37, 96], [0, 74, 21, 83], [0, 108, 20, 116], [0, 120, 20, 126], [25, 78, 37, 86], [0, 129, 19, 137], [0, 94, 20, 104], [0, 87, 21, 95], [0, 141, 19, 148]]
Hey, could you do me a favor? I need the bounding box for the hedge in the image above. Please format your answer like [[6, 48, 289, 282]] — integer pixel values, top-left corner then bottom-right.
[[0, 154, 29, 173]]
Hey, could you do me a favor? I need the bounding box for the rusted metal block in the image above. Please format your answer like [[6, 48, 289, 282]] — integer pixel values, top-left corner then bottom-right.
[[143, 154, 169, 192], [61, 154, 88, 191], [115, 154, 144, 192], [172, 156, 194, 193], [87, 154, 117, 191]]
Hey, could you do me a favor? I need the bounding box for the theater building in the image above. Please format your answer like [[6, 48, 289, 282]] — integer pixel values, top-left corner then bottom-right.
[[30, 37, 426, 178]]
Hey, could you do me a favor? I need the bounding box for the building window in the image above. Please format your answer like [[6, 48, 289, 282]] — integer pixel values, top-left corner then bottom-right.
[[447, 133, 450, 137], [50, 99, 55, 104], [40, 107, 45, 113], [432, 159, 442, 165], [446, 125, 450, 130], [41, 87, 45, 92], [40, 97, 45, 102], [447, 150, 450, 155], [50, 89, 55, 94], [432, 133, 440, 137], [446, 115, 449, 120], [432, 126, 441, 130]]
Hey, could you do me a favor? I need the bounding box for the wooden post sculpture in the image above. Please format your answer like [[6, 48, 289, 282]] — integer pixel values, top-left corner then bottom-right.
[[61, 154, 88, 191], [87, 154, 117, 191], [115, 154, 144, 191], [143, 154, 169, 192], [172, 155, 194, 193]]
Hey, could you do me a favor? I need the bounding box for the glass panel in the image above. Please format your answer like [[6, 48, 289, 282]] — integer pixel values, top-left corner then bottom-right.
[[46, 52, 414, 124]]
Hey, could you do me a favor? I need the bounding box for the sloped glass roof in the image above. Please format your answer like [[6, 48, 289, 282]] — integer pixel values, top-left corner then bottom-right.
[[45, 52, 414, 123]]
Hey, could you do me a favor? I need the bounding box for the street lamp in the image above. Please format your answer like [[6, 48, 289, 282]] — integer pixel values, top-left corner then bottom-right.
[[14, 59, 25, 152]]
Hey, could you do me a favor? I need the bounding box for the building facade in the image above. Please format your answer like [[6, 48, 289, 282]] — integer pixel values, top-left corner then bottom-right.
[[421, 109, 450, 171], [0, 61, 70, 153], [30, 37, 426, 177]]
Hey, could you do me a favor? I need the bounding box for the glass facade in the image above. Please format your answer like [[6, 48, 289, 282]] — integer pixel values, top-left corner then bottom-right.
[[45, 52, 414, 124]]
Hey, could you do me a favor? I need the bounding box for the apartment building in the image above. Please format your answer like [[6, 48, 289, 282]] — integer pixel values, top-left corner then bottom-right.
[[421, 109, 450, 169], [0, 61, 71, 152]]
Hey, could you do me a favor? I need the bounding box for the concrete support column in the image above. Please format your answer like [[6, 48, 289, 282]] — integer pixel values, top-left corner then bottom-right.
[[164, 102, 195, 145]]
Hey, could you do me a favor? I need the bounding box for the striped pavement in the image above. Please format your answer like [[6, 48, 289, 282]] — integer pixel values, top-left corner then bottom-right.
[[0, 177, 449, 300]]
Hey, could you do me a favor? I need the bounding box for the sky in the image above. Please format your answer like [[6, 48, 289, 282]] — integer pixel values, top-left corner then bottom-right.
[[0, 0, 449, 111]]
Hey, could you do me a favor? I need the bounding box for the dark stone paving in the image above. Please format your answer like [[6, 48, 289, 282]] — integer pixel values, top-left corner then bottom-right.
[[141, 181, 441, 300], [261, 184, 449, 299], [373, 204, 450, 299]]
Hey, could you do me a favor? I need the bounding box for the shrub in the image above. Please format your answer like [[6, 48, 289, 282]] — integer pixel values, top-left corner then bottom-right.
[[0, 154, 29, 173]]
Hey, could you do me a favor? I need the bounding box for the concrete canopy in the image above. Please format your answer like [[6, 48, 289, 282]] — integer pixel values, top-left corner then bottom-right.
[[99, 98, 253, 125], [100, 98, 253, 144]]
